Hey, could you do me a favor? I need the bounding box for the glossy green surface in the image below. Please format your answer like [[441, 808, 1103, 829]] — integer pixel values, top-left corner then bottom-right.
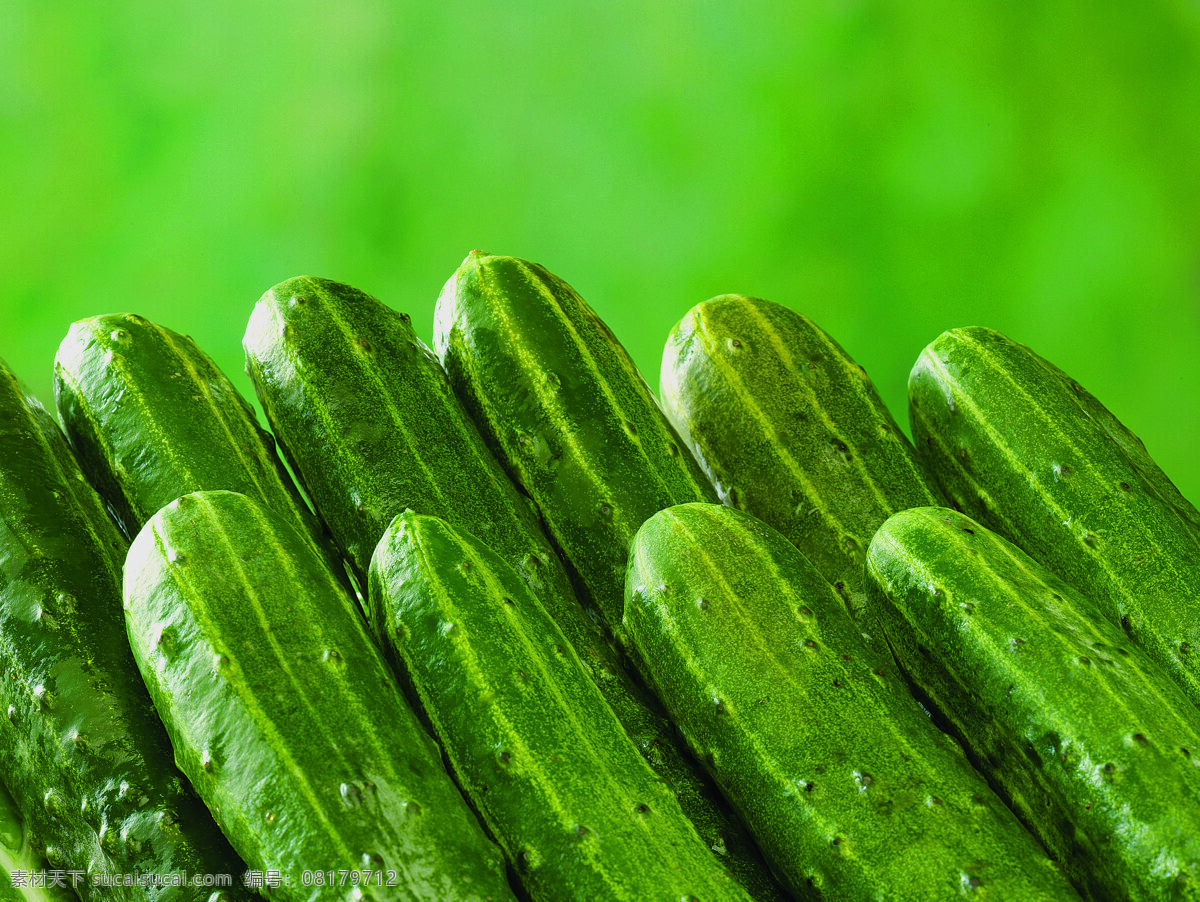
[[908, 327, 1200, 706], [625, 503, 1079, 902], [434, 251, 719, 633], [370, 511, 754, 902], [245, 275, 781, 899], [661, 294, 944, 628], [53, 312, 348, 587], [0, 360, 248, 901], [866, 507, 1200, 901], [0, 776, 76, 901], [123, 490, 514, 902]]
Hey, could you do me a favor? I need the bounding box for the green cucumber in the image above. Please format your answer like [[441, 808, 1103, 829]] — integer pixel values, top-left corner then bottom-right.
[[53, 313, 348, 589], [245, 276, 784, 900], [624, 502, 1080, 901], [908, 327, 1200, 706], [369, 511, 753, 902], [123, 490, 515, 902], [865, 506, 1200, 901], [433, 252, 719, 634], [660, 294, 944, 624], [0, 776, 76, 901], [0, 359, 248, 901]]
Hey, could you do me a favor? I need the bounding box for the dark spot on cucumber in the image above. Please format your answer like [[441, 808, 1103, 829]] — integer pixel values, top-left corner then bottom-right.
[[637, 803, 649, 813], [1024, 745, 1044, 769], [499, 751, 511, 764], [575, 825, 588, 836], [1120, 481, 1131, 491], [1104, 763, 1115, 774], [807, 362, 816, 370], [805, 639, 817, 648], [1117, 647, 1129, 655], [962, 527, 974, 535], [841, 654, 852, 661], [832, 837, 841, 846], [800, 606, 811, 616], [503, 597, 514, 605], [1121, 615, 1132, 635], [669, 442, 680, 456], [1182, 642, 1192, 655], [1183, 748, 1191, 758], [832, 680, 841, 688], [729, 338, 742, 348], [624, 421, 638, 435], [697, 597, 710, 611], [407, 341, 417, 350], [357, 338, 371, 351], [1134, 733, 1148, 746], [704, 753, 716, 768]]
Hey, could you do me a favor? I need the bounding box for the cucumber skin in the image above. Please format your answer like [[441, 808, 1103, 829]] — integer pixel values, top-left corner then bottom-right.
[[369, 511, 753, 902], [624, 503, 1080, 902], [123, 490, 515, 902], [0, 772, 79, 901], [866, 507, 1200, 902], [660, 294, 944, 624], [0, 362, 249, 901], [246, 276, 784, 901], [53, 312, 348, 589], [908, 327, 1200, 706], [433, 251, 719, 634]]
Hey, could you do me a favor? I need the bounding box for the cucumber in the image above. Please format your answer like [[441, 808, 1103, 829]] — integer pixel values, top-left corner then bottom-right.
[[433, 251, 719, 634], [123, 490, 515, 902], [865, 506, 1200, 901], [660, 294, 944, 625], [245, 276, 784, 900], [53, 312, 348, 590], [624, 502, 1080, 901], [369, 511, 753, 902], [0, 360, 249, 901], [908, 326, 1200, 706], [0, 776, 76, 901]]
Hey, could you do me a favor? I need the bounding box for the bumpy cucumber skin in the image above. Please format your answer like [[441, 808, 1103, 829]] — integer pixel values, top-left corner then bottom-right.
[[53, 312, 348, 590], [660, 294, 944, 625], [908, 327, 1200, 706], [625, 503, 1080, 902], [245, 276, 784, 901], [433, 251, 719, 634], [123, 490, 514, 902], [866, 507, 1200, 902], [0, 775, 77, 901], [0, 361, 249, 901], [370, 511, 753, 902]]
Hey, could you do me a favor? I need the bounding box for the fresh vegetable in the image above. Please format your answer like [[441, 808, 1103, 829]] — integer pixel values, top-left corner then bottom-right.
[[433, 251, 719, 634], [908, 326, 1200, 706], [53, 312, 348, 590], [245, 275, 782, 899], [624, 502, 1080, 901], [369, 510, 754, 902], [660, 294, 944, 628], [123, 489, 515, 902], [866, 506, 1200, 901], [0, 359, 249, 901]]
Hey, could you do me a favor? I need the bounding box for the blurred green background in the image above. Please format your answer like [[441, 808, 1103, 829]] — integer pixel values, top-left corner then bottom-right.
[[3, 1, 1199, 499]]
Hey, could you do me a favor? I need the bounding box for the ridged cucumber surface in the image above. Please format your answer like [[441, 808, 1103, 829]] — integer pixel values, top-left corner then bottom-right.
[[369, 511, 754, 902], [0, 360, 248, 901], [433, 251, 719, 634], [123, 490, 515, 902], [660, 294, 944, 625], [866, 507, 1200, 901], [624, 502, 1080, 901], [53, 312, 347, 588], [245, 276, 783, 900], [908, 327, 1200, 706]]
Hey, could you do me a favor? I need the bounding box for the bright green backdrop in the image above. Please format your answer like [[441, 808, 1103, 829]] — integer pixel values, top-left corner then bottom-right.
[[3, 2, 1199, 499]]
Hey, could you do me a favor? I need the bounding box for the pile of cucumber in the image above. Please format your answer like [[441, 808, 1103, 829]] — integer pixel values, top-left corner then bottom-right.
[[1, 250, 1197, 901]]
